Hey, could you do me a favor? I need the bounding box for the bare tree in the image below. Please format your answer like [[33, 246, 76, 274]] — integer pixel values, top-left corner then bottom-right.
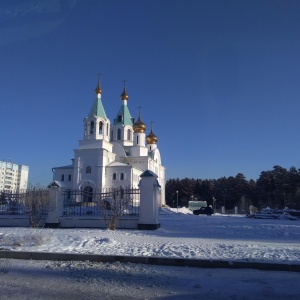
[[97, 187, 131, 230], [24, 189, 49, 228]]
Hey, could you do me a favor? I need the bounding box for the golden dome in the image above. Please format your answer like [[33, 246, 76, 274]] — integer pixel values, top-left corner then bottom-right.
[[120, 87, 129, 100], [95, 81, 102, 94], [133, 117, 146, 133], [146, 130, 158, 144]]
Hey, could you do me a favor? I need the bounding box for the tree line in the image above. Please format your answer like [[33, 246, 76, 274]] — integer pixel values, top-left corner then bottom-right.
[[165, 165, 300, 212]]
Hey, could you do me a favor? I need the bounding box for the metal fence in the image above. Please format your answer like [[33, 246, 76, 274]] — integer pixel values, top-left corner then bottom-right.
[[62, 187, 140, 217], [0, 190, 49, 216]]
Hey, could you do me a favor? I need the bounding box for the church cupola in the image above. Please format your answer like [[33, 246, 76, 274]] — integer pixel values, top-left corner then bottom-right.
[[95, 80, 102, 95], [133, 116, 146, 133], [120, 86, 129, 101], [146, 130, 158, 144], [146, 122, 158, 151]]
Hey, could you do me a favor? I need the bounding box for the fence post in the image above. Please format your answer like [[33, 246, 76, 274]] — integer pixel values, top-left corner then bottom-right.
[[235, 206, 238, 214], [45, 183, 61, 228], [138, 170, 160, 230]]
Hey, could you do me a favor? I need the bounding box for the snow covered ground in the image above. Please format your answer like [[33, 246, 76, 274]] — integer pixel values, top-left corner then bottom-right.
[[0, 207, 300, 299], [1, 207, 300, 264]]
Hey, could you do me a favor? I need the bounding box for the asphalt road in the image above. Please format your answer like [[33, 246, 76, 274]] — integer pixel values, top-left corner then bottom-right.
[[0, 259, 299, 300]]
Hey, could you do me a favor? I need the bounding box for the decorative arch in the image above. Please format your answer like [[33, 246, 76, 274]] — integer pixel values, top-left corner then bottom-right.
[[117, 128, 121, 140], [90, 121, 94, 134], [99, 121, 103, 134], [127, 129, 131, 141], [86, 166, 91, 174]]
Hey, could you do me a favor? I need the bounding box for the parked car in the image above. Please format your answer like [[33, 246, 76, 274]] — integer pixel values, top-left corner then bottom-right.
[[193, 206, 214, 216]]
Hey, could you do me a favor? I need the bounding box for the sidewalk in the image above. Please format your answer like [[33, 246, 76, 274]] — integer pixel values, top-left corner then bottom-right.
[[1, 250, 299, 272]]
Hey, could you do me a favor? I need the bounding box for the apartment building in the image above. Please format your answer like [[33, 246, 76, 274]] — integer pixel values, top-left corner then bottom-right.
[[0, 160, 29, 191]]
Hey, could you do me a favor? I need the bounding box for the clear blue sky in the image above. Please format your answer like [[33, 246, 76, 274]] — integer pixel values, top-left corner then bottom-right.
[[1, 0, 300, 187]]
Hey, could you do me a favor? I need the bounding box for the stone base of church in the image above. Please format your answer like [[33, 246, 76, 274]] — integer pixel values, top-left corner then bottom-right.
[[137, 223, 160, 230]]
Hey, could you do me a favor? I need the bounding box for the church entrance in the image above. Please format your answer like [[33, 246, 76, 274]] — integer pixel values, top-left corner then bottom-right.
[[83, 186, 93, 202]]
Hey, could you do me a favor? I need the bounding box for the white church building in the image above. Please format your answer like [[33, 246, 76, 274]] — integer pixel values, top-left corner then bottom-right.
[[51, 81, 165, 206]]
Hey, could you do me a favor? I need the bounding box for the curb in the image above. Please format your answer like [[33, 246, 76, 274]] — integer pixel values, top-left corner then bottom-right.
[[0, 251, 299, 272]]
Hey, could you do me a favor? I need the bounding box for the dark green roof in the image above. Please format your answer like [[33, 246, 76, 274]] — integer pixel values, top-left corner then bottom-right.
[[114, 104, 134, 126], [88, 96, 107, 119]]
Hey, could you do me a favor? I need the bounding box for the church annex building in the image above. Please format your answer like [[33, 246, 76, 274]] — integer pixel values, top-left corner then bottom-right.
[[51, 80, 165, 206]]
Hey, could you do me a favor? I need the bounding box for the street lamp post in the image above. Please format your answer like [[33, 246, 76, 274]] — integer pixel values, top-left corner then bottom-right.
[[176, 191, 178, 213], [283, 184, 289, 209]]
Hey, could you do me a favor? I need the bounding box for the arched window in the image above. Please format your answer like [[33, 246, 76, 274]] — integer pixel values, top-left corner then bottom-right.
[[127, 129, 131, 141], [61, 174, 64, 181], [68, 174, 71, 181], [113, 173, 116, 180], [90, 121, 94, 134], [117, 129, 121, 140], [120, 173, 124, 180], [83, 186, 93, 202], [99, 121, 103, 134], [86, 166, 91, 174], [118, 115, 123, 122], [136, 135, 139, 145], [106, 123, 109, 135]]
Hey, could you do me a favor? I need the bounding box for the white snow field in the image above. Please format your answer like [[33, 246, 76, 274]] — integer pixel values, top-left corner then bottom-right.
[[1, 207, 300, 263], [0, 207, 299, 299]]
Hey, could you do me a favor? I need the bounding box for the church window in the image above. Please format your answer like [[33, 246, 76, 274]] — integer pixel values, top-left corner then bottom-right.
[[136, 135, 139, 145], [86, 166, 91, 174], [61, 174, 64, 181], [99, 121, 103, 134], [127, 129, 131, 141], [113, 173, 116, 180], [120, 173, 124, 180], [90, 121, 94, 134], [117, 129, 121, 140], [118, 115, 123, 122], [83, 186, 93, 202], [106, 124, 109, 135], [68, 174, 71, 181]]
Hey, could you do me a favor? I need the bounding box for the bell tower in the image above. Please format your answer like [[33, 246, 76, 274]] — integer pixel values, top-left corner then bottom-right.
[[111, 81, 134, 147], [84, 78, 110, 142]]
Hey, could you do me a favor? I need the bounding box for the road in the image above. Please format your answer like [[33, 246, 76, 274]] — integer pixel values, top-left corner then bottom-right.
[[0, 258, 299, 299]]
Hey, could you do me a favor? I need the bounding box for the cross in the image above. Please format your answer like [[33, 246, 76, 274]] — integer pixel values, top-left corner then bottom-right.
[[137, 106, 142, 118], [97, 73, 103, 82], [150, 121, 154, 131]]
